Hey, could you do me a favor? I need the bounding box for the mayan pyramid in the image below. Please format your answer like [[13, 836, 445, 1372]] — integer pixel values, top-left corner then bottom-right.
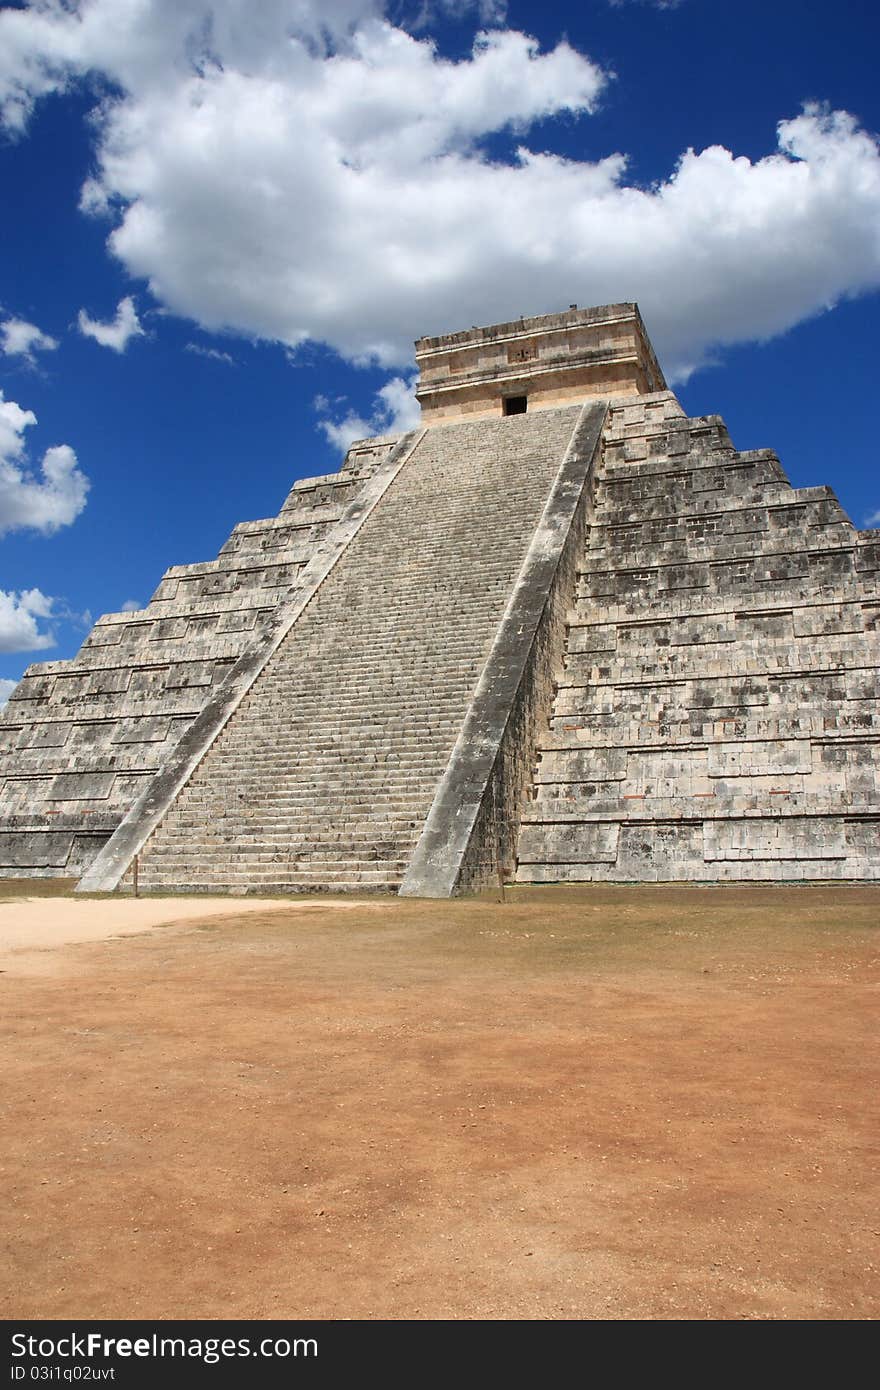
[[0, 303, 877, 893]]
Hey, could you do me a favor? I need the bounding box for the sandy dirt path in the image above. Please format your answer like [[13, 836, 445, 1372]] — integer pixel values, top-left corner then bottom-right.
[[0, 893, 379, 974]]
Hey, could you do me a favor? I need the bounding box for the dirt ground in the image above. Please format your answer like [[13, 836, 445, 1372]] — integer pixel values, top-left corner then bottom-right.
[[1, 883, 877, 1321], [0, 886, 372, 974]]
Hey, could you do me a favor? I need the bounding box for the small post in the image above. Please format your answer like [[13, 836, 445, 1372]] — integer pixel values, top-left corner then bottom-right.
[[495, 825, 506, 904]]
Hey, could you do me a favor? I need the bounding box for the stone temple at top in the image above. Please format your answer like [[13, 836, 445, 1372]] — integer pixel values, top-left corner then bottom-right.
[[0, 302, 877, 893]]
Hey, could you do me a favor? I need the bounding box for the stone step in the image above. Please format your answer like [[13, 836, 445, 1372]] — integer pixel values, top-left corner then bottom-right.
[[135, 408, 581, 890], [138, 851, 412, 870], [136, 873, 402, 891]]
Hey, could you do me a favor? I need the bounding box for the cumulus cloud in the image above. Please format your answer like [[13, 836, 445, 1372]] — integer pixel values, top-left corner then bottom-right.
[[77, 295, 144, 353], [317, 374, 421, 451], [1, 317, 59, 363], [0, 0, 390, 130], [0, 588, 55, 653], [119, 598, 143, 612], [864, 509, 880, 529], [1, 3, 879, 380], [0, 390, 89, 535]]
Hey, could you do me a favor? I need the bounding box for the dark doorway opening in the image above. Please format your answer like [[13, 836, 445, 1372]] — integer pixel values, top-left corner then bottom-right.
[[503, 395, 528, 416]]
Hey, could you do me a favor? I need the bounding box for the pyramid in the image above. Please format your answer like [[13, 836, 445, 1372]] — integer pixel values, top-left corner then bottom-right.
[[0, 303, 876, 893]]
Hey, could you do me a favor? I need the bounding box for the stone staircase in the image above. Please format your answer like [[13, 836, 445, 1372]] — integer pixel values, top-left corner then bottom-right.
[[132, 407, 582, 891]]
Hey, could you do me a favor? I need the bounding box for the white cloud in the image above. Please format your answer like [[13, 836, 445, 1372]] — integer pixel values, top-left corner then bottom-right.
[[79, 176, 112, 217], [0, 390, 89, 535], [0, 588, 56, 653], [317, 374, 420, 451], [609, 1, 682, 9], [185, 342, 235, 365], [402, 2, 509, 30], [1, 4, 879, 380], [77, 295, 144, 352], [0, 676, 19, 706], [864, 509, 880, 529], [0, 0, 387, 132], [119, 598, 142, 612], [1, 317, 59, 363]]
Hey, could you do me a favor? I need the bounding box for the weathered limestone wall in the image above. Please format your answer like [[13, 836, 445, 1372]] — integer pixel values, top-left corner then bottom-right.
[[516, 393, 880, 881], [0, 438, 396, 876], [416, 303, 665, 424]]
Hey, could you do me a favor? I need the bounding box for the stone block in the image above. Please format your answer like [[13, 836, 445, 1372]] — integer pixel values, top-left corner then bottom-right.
[[0, 833, 74, 869], [19, 723, 71, 749], [567, 624, 616, 655], [703, 818, 847, 861], [707, 740, 812, 778], [86, 624, 124, 647], [518, 822, 619, 864], [615, 823, 703, 877], [112, 718, 172, 744], [165, 662, 216, 690], [626, 748, 711, 797], [670, 617, 735, 646], [735, 611, 794, 642], [86, 669, 131, 696], [46, 773, 116, 801], [535, 748, 627, 783]]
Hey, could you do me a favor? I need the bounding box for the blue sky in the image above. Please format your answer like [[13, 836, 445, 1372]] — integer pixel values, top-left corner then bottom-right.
[[1, 0, 878, 694]]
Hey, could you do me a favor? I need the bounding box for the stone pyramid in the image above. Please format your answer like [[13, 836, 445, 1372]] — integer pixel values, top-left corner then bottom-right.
[[0, 304, 876, 893]]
